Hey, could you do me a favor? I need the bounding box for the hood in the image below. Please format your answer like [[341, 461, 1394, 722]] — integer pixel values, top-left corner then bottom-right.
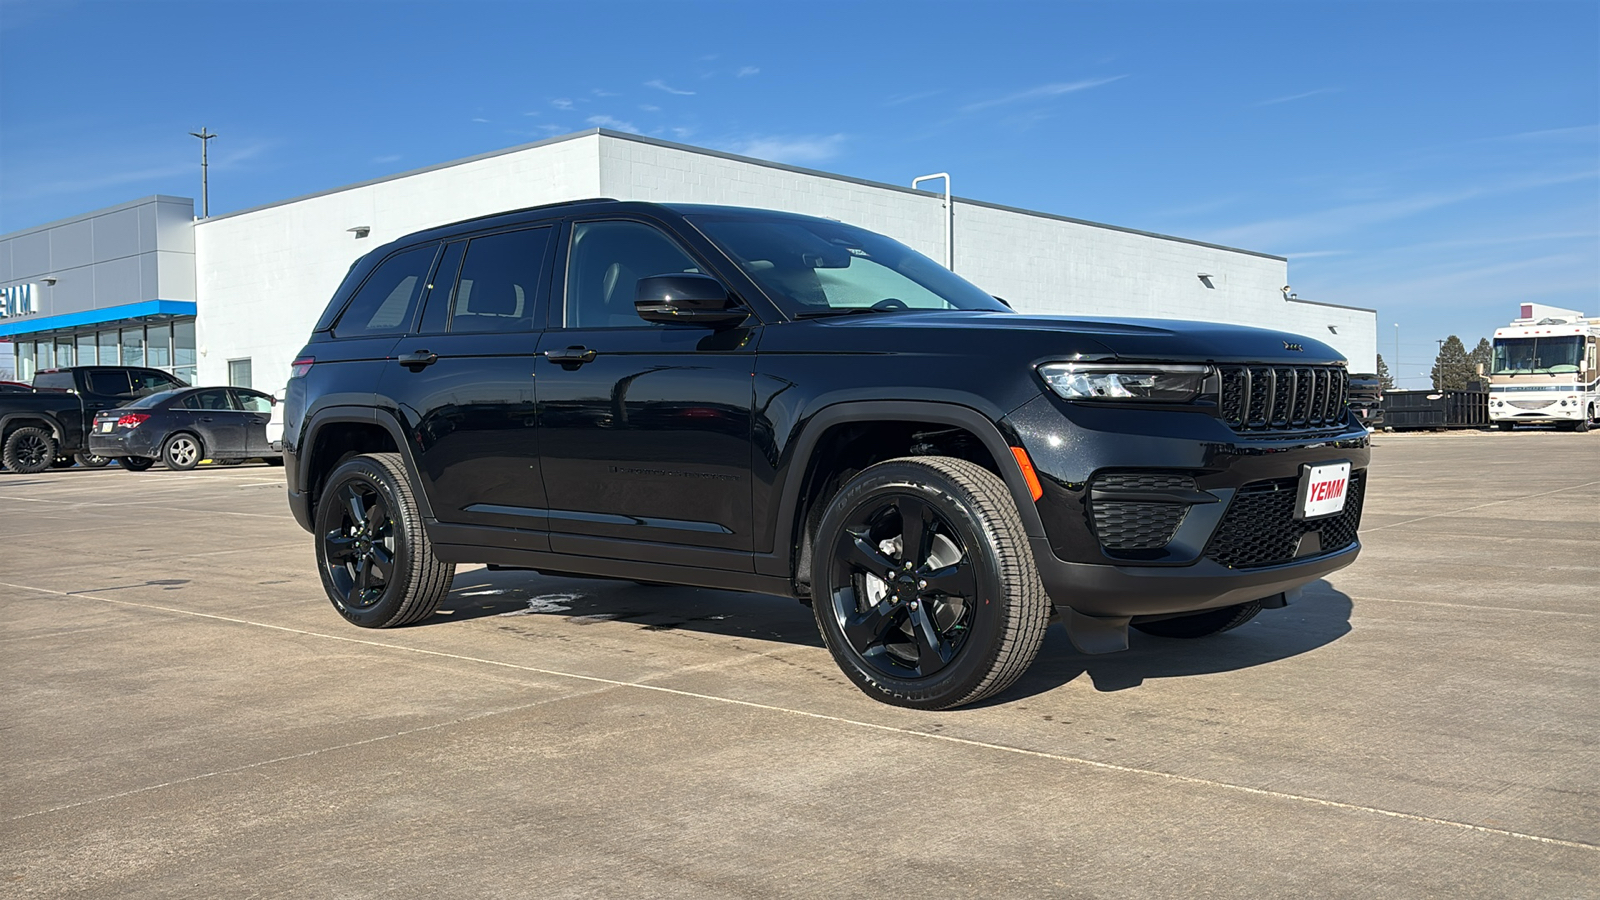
[[809, 311, 1347, 366]]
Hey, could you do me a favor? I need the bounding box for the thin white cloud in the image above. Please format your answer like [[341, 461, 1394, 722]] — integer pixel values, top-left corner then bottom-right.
[[471, 117, 490, 123], [587, 114, 640, 134], [551, 98, 574, 110], [884, 89, 943, 107], [960, 77, 1125, 113], [718, 134, 846, 164], [1285, 250, 1352, 260], [7, 140, 271, 201], [522, 111, 540, 117], [737, 66, 759, 78], [592, 88, 619, 97], [639, 104, 661, 113], [1254, 87, 1340, 107], [671, 127, 695, 140], [645, 79, 696, 96], [372, 154, 402, 164]]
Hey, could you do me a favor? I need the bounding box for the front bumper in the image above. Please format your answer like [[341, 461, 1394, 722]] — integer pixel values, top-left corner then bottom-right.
[[1004, 392, 1370, 619]]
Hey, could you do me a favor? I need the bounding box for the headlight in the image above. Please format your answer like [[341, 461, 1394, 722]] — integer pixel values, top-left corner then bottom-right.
[[1038, 363, 1210, 402]]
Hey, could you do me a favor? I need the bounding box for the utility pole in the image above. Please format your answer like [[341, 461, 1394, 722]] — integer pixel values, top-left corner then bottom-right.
[[189, 128, 217, 217]]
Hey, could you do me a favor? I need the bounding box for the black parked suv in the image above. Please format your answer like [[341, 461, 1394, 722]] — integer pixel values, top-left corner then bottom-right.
[[284, 200, 1368, 709]]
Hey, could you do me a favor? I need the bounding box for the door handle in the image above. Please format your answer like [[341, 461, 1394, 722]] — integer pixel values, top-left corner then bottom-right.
[[544, 346, 597, 366], [398, 350, 439, 371]]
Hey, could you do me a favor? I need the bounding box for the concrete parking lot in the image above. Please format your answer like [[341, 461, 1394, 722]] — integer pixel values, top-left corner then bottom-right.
[[2, 431, 1596, 898]]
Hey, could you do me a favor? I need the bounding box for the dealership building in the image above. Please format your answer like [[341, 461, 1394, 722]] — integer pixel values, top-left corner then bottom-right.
[[1, 129, 1376, 388]]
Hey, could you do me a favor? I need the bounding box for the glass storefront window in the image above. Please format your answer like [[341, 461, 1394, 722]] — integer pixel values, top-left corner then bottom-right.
[[121, 327, 144, 367], [37, 340, 53, 371], [99, 330, 119, 366], [77, 333, 97, 367], [18, 343, 34, 381], [173, 320, 197, 384], [147, 323, 172, 369], [55, 339, 73, 368]]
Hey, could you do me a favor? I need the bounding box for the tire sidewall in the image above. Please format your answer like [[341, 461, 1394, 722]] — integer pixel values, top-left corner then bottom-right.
[[4, 427, 58, 475], [314, 455, 419, 628], [811, 462, 1012, 708], [163, 433, 203, 470]]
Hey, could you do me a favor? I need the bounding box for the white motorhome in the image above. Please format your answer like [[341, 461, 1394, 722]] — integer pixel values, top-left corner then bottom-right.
[[1488, 303, 1599, 431]]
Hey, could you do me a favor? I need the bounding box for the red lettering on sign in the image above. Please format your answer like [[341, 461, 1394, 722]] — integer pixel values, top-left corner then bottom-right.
[[1330, 479, 1345, 499]]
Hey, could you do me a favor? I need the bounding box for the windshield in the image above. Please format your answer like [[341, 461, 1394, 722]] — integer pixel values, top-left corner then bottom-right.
[[688, 215, 1009, 318], [1492, 336, 1584, 374]]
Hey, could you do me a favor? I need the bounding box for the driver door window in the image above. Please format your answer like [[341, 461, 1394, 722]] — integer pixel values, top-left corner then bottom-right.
[[564, 221, 703, 328]]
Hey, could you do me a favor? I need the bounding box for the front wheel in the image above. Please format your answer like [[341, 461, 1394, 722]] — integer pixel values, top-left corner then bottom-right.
[[162, 433, 203, 470], [314, 452, 453, 628], [811, 456, 1051, 710], [118, 456, 156, 472], [3, 427, 58, 475]]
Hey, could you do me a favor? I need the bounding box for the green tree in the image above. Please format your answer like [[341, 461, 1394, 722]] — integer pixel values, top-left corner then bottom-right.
[[1375, 353, 1396, 391], [1430, 335, 1475, 390], [1469, 338, 1493, 380]]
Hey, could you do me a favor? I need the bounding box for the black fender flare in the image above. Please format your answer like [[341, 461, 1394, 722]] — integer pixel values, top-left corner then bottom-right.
[[765, 399, 1048, 565], [0, 411, 67, 445], [297, 404, 437, 521]]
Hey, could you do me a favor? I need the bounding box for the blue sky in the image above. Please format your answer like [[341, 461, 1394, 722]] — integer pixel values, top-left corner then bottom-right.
[[2, 0, 1595, 385]]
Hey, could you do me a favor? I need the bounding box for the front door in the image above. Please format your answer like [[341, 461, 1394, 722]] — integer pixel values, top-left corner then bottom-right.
[[535, 217, 759, 570], [232, 389, 275, 455], [180, 388, 248, 456]]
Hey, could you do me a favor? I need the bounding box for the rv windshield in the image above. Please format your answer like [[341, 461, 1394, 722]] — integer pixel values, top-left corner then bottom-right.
[[1492, 336, 1584, 375]]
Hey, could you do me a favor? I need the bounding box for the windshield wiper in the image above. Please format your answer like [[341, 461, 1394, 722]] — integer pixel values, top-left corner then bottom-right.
[[794, 307, 903, 319]]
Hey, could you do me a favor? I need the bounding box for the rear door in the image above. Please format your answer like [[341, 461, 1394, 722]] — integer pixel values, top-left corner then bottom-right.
[[534, 216, 759, 569], [381, 224, 557, 531]]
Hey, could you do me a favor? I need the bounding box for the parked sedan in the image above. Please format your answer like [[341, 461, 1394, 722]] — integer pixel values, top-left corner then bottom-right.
[[89, 386, 282, 471]]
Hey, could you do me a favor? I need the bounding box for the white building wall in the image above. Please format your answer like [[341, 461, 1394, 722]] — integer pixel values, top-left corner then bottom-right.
[[196, 129, 1376, 388], [195, 135, 602, 386]]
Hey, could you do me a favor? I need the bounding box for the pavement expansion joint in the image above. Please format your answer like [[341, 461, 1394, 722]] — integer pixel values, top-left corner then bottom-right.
[[3, 577, 1595, 855]]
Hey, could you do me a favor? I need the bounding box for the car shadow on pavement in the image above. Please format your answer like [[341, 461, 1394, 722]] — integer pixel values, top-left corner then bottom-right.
[[988, 580, 1355, 704], [428, 567, 1354, 704]]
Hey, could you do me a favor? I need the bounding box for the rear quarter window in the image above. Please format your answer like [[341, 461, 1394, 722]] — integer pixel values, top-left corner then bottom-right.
[[331, 244, 439, 339]]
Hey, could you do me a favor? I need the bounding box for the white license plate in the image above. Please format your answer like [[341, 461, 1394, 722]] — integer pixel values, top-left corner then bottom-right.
[[1297, 461, 1351, 520], [99, 421, 114, 433]]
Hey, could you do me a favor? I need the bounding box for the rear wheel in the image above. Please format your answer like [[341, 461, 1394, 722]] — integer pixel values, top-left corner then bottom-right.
[[3, 427, 57, 475], [50, 456, 76, 469], [314, 452, 453, 628], [812, 456, 1051, 710], [162, 433, 203, 471], [75, 453, 112, 468], [1132, 600, 1263, 639], [118, 457, 156, 472]]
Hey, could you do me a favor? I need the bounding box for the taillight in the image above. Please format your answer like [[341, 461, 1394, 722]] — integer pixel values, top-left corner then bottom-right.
[[290, 356, 315, 378], [116, 413, 151, 428]]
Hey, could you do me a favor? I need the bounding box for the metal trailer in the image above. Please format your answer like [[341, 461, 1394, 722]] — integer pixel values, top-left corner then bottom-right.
[[1382, 389, 1489, 431]]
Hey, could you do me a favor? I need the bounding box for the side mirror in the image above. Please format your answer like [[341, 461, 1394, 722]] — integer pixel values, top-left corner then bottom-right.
[[635, 273, 748, 329]]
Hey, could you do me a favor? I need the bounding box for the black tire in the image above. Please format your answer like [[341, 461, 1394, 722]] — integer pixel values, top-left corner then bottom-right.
[[1132, 600, 1263, 639], [211, 458, 245, 466], [1496, 422, 1514, 432], [314, 452, 453, 628], [1575, 415, 1590, 434], [3, 427, 58, 475], [75, 453, 112, 468], [118, 457, 156, 472], [264, 457, 284, 467], [162, 432, 203, 471], [50, 456, 76, 469], [811, 456, 1051, 710]]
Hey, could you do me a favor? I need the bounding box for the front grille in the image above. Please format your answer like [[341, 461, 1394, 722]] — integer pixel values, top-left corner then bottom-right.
[[1204, 471, 1366, 568], [1218, 365, 1348, 432], [1090, 473, 1196, 551]]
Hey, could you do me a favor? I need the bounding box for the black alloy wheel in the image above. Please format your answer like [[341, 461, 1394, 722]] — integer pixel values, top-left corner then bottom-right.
[[118, 457, 156, 472], [3, 427, 58, 475], [75, 453, 112, 468], [314, 453, 453, 628], [812, 456, 1051, 710]]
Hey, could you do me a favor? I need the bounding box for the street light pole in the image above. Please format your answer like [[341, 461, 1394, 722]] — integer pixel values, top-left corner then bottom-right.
[[1393, 323, 1400, 388], [189, 127, 216, 218]]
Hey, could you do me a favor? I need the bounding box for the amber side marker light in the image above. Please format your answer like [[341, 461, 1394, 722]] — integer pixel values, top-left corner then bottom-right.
[[1010, 446, 1044, 501]]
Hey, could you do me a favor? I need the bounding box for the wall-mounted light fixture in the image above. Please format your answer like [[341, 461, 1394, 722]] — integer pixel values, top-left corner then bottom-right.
[[41, 276, 58, 286], [1197, 273, 1215, 288], [1328, 325, 1338, 334], [348, 226, 371, 239]]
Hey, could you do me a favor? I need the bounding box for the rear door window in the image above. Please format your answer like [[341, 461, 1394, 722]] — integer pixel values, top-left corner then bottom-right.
[[85, 370, 134, 397], [447, 227, 553, 334], [181, 389, 239, 411], [332, 244, 439, 338]]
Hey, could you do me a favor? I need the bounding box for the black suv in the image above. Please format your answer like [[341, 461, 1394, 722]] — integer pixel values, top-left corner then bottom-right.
[[284, 200, 1368, 709]]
